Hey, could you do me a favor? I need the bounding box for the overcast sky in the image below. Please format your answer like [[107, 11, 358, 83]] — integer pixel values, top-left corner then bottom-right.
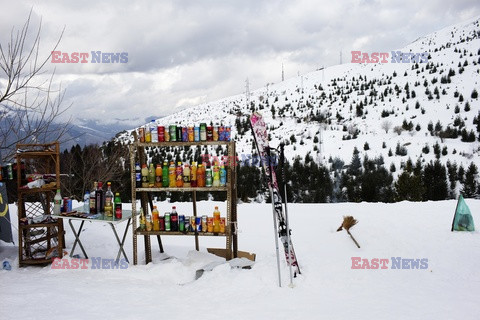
[[1, 0, 480, 127]]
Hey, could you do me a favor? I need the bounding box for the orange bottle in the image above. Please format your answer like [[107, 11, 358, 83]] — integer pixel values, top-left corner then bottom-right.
[[197, 164, 205, 187], [168, 162, 176, 187], [155, 164, 162, 187], [176, 162, 183, 187]]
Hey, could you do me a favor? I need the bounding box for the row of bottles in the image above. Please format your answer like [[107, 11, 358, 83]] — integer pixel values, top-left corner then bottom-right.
[[138, 206, 225, 233], [83, 182, 123, 218], [138, 122, 232, 143], [136, 161, 227, 188]]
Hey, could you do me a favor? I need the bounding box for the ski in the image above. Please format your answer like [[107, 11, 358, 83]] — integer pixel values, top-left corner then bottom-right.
[[249, 112, 301, 277]]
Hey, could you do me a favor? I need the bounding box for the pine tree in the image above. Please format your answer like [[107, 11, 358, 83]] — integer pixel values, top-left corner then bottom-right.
[[462, 163, 478, 198]]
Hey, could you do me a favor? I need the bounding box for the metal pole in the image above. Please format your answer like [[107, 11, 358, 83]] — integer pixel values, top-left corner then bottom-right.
[[270, 187, 282, 287], [280, 144, 294, 286]]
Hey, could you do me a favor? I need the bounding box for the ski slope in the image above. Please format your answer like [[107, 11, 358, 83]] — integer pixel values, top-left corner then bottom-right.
[[1, 199, 479, 319]]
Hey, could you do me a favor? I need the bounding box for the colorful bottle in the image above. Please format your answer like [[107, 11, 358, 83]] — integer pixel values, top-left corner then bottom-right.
[[212, 163, 220, 187], [83, 191, 90, 213], [53, 189, 62, 215], [165, 212, 171, 231], [150, 120, 158, 143], [191, 162, 197, 187], [114, 192, 122, 219], [104, 182, 114, 217], [152, 206, 159, 231], [146, 212, 153, 231], [139, 207, 146, 231], [197, 164, 205, 187], [206, 167, 213, 187], [148, 163, 155, 187], [169, 161, 176, 187], [183, 164, 191, 187], [162, 161, 169, 187], [135, 162, 141, 188], [96, 181, 104, 214], [90, 182, 97, 214], [171, 206, 178, 231], [145, 124, 151, 142], [155, 164, 162, 187], [213, 206, 220, 233], [176, 162, 183, 187], [141, 164, 149, 188], [220, 164, 227, 186]]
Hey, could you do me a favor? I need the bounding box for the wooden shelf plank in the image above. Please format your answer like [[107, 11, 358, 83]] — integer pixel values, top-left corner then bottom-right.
[[136, 187, 228, 192]]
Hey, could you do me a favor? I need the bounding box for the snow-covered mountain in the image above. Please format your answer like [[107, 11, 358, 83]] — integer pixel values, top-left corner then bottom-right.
[[120, 16, 480, 172]]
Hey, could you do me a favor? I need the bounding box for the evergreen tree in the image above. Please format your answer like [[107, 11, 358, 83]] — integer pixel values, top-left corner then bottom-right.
[[462, 163, 478, 198], [423, 160, 448, 200]]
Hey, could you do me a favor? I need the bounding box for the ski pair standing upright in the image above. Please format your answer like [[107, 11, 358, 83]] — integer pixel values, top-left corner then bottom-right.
[[250, 112, 300, 286]]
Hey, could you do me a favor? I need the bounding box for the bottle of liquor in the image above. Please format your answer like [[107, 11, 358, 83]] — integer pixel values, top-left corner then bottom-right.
[[53, 189, 62, 215], [96, 181, 104, 214], [114, 192, 122, 219], [104, 182, 114, 217], [90, 182, 97, 214], [171, 206, 178, 231], [135, 162, 141, 188]]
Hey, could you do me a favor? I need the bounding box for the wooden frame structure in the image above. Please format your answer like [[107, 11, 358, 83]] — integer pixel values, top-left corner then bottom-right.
[[129, 140, 238, 264], [16, 142, 64, 266]]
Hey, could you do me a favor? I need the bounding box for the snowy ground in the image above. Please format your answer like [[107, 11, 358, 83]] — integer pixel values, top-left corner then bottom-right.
[[1, 199, 479, 320]]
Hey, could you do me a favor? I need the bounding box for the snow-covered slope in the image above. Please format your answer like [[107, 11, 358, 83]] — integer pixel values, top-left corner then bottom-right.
[[120, 16, 480, 172], [1, 199, 480, 319]]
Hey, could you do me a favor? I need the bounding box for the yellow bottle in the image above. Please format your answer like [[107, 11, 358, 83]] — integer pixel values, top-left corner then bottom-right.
[[191, 162, 197, 187], [169, 161, 176, 187], [213, 206, 220, 233], [145, 126, 151, 142]]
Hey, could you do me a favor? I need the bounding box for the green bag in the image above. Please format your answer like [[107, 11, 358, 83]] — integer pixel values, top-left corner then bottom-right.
[[451, 195, 475, 231]]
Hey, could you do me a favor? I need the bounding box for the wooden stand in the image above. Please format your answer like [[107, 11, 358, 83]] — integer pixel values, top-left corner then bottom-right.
[[130, 141, 238, 264], [16, 142, 65, 266]]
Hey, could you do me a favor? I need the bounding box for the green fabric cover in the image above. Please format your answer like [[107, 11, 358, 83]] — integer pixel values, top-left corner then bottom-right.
[[452, 195, 475, 231]]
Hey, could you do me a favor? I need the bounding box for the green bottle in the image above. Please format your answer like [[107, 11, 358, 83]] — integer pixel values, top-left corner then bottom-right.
[[114, 192, 122, 219], [162, 161, 169, 187]]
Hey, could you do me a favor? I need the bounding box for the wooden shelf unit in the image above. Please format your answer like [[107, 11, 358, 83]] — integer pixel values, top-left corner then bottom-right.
[[130, 140, 238, 264], [16, 142, 64, 266]]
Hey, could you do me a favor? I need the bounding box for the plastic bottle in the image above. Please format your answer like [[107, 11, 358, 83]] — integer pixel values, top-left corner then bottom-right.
[[171, 206, 178, 231], [114, 192, 122, 219], [150, 120, 158, 143], [139, 207, 146, 231], [146, 212, 153, 231], [90, 182, 97, 214], [212, 162, 220, 187], [83, 191, 90, 213], [145, 122, 152, 142], [53, 189, 62, 215], [162, 161, 169, 187], [206, 167, 213, 187], [213, 206, 220, 232], [152, 206, 159, 231], [164, 212, 171, 231], [148, 163, 155, 187], [176, 162, 183, 187], [190, 161, 197, 187], [155, 164, 162, 187], [104, 182, 114, 217], [220, 164, 227, 186], [168, 161, 176, 187], [135, 163, 141, 188], [141, 164, 149, 188], [183, 164, 191, 187]]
